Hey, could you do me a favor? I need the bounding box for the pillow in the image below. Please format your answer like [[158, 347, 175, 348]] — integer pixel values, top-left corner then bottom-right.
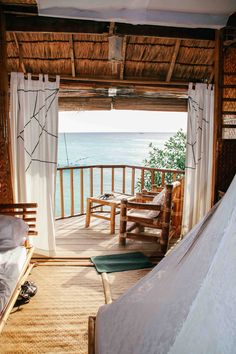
[[0, 215, 29, 250], [148, 188, 166, 218]]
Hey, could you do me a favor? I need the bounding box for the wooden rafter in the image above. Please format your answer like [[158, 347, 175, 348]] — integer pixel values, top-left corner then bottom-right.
[[12, 32, 26, 73], [69, 34, 76, 77], [120, 36, 127, 80], [166, 39, 181, 82], [5, 14, 215, 40]]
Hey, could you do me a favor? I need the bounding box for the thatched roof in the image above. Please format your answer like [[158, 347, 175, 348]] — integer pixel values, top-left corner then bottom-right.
[[1, 1, 224, 110]]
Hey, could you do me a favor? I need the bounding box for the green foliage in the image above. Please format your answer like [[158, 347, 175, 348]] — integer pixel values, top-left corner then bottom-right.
[[137, 130, 186, 191]]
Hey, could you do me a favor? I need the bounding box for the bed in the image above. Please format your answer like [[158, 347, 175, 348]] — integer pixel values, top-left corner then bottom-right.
[[0, 203, 37, 333]]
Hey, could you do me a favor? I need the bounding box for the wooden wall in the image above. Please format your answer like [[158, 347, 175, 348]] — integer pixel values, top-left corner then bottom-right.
[[215, 27, 236, 194], [0, 9, 13, 203]]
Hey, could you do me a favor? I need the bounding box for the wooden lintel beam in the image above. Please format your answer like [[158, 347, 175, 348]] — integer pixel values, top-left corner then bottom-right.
[[5, 14, 215, 40], [69, 34, 76, 77], [120, 36, 127, 80], [12, 32, 26, 73], [166, 39, 181, 82]]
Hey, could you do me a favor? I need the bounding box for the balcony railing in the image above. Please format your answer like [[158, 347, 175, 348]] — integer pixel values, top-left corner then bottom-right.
[[56, 165, 184, 219]]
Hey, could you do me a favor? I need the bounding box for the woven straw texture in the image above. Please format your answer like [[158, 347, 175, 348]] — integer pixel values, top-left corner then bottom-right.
[[0, 265, 150, 353]]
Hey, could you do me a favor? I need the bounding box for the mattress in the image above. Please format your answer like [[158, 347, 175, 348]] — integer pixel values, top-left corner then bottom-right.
[[0, 246, 27, 314]]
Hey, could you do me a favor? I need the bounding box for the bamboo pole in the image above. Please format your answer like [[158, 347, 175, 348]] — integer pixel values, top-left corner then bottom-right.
[[131, 167, 135, 195], [90, 167, 93, 197], [111, 167, 115, 192], [80, 168, 84, 214], [59, 169, 65, 218], [122, 167, 126, 193], [100, 167, 104, 195], [70, 169, 74, 216], [0, 9, 13, 204], [141, 168, 145, 190]]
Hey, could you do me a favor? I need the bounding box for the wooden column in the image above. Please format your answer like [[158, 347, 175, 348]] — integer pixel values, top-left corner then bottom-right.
[[0, 8, 13, 203], [212, 29, 223, 203]]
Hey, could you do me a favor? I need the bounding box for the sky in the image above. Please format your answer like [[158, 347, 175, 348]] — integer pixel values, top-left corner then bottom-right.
[[59, 110, 187, 133]]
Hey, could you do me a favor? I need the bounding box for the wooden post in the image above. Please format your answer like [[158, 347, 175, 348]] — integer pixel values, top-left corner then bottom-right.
[[211, 29, 223, 204], [131, 167, 135, 195], [119, 198, 127, 246], [160, 184, 173, 254], [0, 8, 13, 204], [80, 168, 84, 214], [70, 169, 74, 216]]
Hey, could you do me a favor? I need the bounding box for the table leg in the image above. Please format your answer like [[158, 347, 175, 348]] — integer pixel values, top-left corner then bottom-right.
[[85, 198, 92, 228], [110, 205, 116, 234]]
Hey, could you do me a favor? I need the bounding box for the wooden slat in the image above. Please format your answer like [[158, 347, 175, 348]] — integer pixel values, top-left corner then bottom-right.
[[131, 167, 135, 195], [70, 169, 74, 216], [0, 203, 37, 209], [101, 273, 112, 304], [0, 210, 36, 215], [151, 170, 155, 185], [59, 169, 65, 218], [111, 167, 115, 192], [80, 169, 84, 214], [166, 39, 181, 82], [161, 172, 165, 187], [100, 167, 104, 195], [122, 167, 126, 193], [90, 167, 93, 197], [141, 168, 145, 190]]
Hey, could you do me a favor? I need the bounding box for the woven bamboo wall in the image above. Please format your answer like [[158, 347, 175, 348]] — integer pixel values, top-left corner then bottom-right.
[[0, 10, 13, 203], [216, 27, 236, 193]]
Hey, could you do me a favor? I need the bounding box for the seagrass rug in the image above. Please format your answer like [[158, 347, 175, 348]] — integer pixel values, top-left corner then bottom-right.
[[0, 264, 152, 354]]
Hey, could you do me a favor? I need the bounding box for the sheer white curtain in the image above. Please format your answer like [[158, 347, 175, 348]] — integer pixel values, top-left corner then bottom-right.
[[182, 83, 214, 234], [10, 72, 60, 256]]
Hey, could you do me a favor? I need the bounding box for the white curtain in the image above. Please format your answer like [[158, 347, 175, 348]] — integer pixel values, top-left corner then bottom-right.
[[10, 72, 60, 256], [182, 83, 214, 234]]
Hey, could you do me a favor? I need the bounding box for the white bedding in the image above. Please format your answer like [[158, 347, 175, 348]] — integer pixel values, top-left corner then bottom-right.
[[0, 246, 27, 314]]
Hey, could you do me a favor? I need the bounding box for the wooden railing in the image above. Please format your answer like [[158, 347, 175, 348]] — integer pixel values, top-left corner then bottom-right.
[[56, 165, 184, 219]]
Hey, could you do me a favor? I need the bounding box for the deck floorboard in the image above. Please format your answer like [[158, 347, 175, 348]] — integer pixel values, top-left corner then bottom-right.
[[54, 215, 162, 258]]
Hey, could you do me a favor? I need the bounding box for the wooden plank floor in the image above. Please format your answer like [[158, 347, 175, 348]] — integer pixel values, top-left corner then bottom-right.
[[55, 214, 162, 258]]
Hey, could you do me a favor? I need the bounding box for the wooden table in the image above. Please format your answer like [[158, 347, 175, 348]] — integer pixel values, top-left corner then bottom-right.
[[85, 193, 135, 234]]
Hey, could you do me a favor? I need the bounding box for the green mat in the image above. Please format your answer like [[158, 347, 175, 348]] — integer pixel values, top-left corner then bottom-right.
[[91, 252, 153, 273]]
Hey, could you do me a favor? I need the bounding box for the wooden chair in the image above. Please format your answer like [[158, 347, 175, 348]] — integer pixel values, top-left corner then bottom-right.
[[119, 180, 184, 255]]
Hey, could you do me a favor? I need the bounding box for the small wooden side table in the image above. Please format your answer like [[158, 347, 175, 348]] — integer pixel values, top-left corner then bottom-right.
[[85, 193, 134, 234]]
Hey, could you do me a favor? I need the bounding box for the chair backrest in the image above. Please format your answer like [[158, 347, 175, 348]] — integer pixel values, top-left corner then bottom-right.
[[0, 203, 38, 236]]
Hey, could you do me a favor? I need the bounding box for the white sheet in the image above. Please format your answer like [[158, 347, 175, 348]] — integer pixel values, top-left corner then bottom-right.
[[0, 246, 27, 314], [95, 175, 236, 354]]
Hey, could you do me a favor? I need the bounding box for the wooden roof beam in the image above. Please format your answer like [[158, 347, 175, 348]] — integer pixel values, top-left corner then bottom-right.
[[69, 34, 76, 77], [12, 32, 26, 73], [166, 39, 181, 82], [5, 14, 215, 40], [120, 36, 127, 80]]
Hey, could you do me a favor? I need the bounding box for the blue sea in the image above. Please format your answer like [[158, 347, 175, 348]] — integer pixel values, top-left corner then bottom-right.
[[56, 132, 175, 217]]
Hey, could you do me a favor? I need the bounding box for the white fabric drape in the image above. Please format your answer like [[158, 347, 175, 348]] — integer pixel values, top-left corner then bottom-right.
[[182, 83, 214, 234], [10, 72, 60, 256], [95, 175, 236, 354]]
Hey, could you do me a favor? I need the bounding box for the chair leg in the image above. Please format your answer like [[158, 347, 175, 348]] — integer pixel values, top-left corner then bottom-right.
[[119, 199, 127, 246], [85, 198, 91, 228]]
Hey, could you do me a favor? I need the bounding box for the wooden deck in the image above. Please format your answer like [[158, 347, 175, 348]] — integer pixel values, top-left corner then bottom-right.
[[55, 214, 162, 258]]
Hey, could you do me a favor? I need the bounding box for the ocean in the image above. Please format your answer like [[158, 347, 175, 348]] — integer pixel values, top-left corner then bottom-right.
[[56, 132, 175, 217]]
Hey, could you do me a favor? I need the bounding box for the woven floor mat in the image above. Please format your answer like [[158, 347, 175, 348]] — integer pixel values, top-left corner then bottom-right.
[[0, 266, 104, 354]]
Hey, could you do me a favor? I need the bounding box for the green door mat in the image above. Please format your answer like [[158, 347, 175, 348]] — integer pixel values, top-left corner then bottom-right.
[[91, 252, 153, 273]]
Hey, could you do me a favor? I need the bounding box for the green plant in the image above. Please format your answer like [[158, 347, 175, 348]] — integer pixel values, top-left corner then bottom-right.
[[137, 130, 186, 191]]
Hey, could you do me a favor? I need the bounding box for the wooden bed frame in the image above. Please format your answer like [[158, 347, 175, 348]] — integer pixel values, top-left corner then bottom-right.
[[0, 203, 37, 334]]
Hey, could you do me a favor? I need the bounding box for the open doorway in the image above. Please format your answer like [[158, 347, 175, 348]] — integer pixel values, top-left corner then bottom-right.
[[55, 109, 187, 258]]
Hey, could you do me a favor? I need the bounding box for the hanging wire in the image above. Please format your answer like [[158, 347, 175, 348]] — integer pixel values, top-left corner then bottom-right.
[[64, 132, 70, 166]]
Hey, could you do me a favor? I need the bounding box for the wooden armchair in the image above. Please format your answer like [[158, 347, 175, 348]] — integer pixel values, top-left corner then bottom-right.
[[119, 180, 183, 255]]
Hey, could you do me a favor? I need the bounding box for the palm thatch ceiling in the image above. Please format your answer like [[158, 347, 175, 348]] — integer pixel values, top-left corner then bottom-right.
[[1, 0, 235, 111]]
